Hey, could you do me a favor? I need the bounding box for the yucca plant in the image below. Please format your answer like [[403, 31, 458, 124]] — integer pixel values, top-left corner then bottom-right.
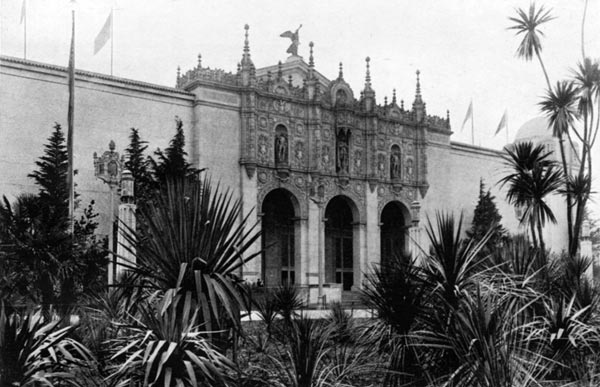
[[106, 290, 235, 387], [0, 304, 94, 387], [441, 287, 552, 387], [268, 315, 330, 387], [119, 177, 261, 340]]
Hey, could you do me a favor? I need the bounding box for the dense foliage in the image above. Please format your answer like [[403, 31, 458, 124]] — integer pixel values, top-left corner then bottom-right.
[[0, 124, 107, 314]]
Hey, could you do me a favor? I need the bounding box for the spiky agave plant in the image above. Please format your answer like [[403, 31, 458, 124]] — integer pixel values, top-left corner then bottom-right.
[[442, 287, 552, 387], [119, 177, 261, 340], [106, 290, 235, 387], [0, 305, 94, 387]]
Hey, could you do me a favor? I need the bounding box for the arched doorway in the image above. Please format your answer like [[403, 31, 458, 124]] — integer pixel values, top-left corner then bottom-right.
[[325, 196, 355, 291], [261, 189, 296, 287], [380, 201, 410, 266]]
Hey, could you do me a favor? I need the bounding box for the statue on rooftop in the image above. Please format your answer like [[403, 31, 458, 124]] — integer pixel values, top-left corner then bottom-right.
[[280, 24, 302, 56]]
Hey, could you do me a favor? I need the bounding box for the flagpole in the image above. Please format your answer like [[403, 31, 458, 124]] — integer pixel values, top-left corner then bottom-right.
[[110, 8, 114, 76], [471, 103, 475, 145], [23, 0, 27, 59], [67, 9, 75, 235], [506, 113, 509, 144]]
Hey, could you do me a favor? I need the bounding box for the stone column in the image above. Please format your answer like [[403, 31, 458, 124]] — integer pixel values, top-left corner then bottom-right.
[[353, 221, 367, 290], [409, 201, 422, 262], [306, 199, 321, 285], [116, 170, 136, 280], [240, 171, 261, 284], [365, 187, 380, 272], [295, 217, 309, 285], [581, 220, 594, 283]]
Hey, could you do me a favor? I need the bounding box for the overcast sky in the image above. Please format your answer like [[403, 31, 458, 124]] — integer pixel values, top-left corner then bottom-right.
[[1, 0, 599, 216]]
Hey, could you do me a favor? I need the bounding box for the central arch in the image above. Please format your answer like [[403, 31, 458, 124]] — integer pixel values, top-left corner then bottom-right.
[[261, 189, 299, 287], [380, 201, 411, 266], [324, 195, 359, 291]]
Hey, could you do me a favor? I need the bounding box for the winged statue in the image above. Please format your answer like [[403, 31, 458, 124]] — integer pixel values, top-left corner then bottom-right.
[[280, 24, 302, 56]]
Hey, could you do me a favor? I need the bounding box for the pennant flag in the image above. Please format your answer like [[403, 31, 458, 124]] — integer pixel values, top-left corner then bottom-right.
[[495, 110, 508, 136], [67, 10, 75, 231], [94, 11, 112, 55], [461, 101, 473, 131], [20, 0, 26, 24]]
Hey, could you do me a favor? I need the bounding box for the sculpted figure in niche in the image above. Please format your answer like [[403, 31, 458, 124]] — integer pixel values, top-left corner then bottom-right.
[[336, 128, 350, 174], [390, 145, 401, 179], [275, 132, 288, 164], [406, 158, 414, 178]]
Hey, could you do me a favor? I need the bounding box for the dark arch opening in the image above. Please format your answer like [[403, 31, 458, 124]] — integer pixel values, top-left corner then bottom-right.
[[380, 201, 408, 267], [261, 189, 296, 286], [325, 196, 354, 291]]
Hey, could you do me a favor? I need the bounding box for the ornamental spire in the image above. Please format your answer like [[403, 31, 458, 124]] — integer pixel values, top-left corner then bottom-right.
[[365, 56, 372, 90], [414, 69, 422, 103], [308, 41, 314, 68], [338, 62, 343, 79], [392, 88, 397, 105], [241, 24, 253, 68]]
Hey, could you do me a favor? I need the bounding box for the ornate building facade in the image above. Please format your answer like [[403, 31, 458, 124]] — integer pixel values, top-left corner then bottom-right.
[[3, 25, 564, 300]]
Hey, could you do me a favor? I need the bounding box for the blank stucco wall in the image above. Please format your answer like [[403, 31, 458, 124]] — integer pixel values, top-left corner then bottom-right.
[[0, 58, 194, 235]]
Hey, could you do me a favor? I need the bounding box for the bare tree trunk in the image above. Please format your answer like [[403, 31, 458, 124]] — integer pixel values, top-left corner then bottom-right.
[[530, 221, 538, 249], [537, 220, 546, 259]]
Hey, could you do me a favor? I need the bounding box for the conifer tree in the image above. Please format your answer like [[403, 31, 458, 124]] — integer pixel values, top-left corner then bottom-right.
[[468, 179, 506, 247], [27, 123, 69, 232], [151, 117, 196, 183], [124, 127, 155, 202], [1, 123, 107, 313]]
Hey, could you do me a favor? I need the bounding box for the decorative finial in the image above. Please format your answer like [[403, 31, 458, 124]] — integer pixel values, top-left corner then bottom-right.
[[338, 62, 343, 79], [415, 69, 421, 98], [447, 109, 450, 122], [384, 96, 388, 106], [237, 62, 241, 72], [244, 24, 250, 53], [288, 74, 293, 86], [267, 70, 272, 81], [109, 140, 115, 152], [197, 53, 202, 68], [278, 61, 283, 79], [309, 41, 314, 68], [365, 56, 371, 87], [241, 24, 252, 67], [176, 66, 181, 79], [392, 89, 397, 104], [401, 99, 404, 110]]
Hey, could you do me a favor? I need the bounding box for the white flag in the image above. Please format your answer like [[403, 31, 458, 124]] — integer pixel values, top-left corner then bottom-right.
[[94, 11, 112, 55], [461, 100, 473, 131], [20, 0, 26, 24], [495, 110, 508, 136]]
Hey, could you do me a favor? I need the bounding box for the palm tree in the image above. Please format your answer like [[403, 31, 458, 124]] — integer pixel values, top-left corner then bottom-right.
[[499, 142, 563, 254], [570, 58, 600, 256], [539, 80, 579, 250], [508, 3, 555, 88]]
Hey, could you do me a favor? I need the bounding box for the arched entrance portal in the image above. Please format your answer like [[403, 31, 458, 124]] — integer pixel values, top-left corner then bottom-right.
[[325, 196, 355, 291], [380, 201, 410, 266], [261, 189, 297, 287]]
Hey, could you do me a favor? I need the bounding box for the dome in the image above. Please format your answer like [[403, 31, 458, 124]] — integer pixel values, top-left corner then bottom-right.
[[514, 117, 553, 142]]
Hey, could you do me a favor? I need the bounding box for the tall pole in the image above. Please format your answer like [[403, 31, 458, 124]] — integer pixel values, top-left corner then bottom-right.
[[23, 0, 27, 59], [67, 9, 75, 234], [471, 104, 475, 145], [110, 8, 114, 76]]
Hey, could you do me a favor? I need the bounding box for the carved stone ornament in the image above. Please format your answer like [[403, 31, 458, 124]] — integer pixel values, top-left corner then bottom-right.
[[354, 150, 362, 173], [322, 145, 331, 168], [294, 141, 305, 163], [258, 135, 269, 163]]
